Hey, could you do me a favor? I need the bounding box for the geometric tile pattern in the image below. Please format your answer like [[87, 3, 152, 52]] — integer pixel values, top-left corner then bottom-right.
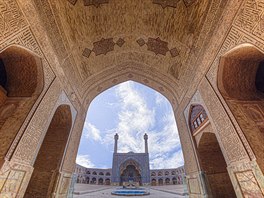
[[82, 38, 125, 58], [137, 37, 180, 58]]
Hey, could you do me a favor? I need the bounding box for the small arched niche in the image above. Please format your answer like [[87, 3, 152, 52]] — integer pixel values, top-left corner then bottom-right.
[[25, 105, 72, 197], [218, 44, 264, 173], [0, 46, 43, 168]]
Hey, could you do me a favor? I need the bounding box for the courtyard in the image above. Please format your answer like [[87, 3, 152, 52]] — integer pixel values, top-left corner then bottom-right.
[[73, 184, 188, 198]]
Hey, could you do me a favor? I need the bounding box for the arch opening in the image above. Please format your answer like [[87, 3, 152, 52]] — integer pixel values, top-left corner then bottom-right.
[[151, 178, 156, 186], [197, 132, 236, 198], [74, 80, 185, 188], [120, 164, 141, 185], [158, 178, 163, 185], [0, 46, 43, 168], [105, 178, 111, 185], [25, 105, 72, 197], [189, 104, 236, 197], [218, 44, 264, 173]]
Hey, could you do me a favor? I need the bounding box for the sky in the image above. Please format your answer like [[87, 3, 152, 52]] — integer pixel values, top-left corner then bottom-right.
[[76, 81, 184, 169]]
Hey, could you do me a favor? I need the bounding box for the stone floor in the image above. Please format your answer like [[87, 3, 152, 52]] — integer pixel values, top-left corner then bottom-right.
[[73, 184, 189, 198]]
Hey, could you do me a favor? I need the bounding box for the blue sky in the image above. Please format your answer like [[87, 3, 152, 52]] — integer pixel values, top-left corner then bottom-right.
[[76, 81, 184, 169]]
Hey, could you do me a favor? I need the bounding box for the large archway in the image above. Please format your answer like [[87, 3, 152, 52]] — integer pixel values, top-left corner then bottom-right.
[[77, 77, 182, 181], [25, 105, 72, 197], [189, 104, 236, 197], [0, 46, 43, 168], [197, 132, 236, 198], [218, 44, 264, 173]]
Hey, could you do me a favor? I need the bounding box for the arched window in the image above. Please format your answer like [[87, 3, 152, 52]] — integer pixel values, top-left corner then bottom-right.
[[158, 171, 162, 176], [171, 171, 176, 175], [92, 171, 97, 175], [99, 172, 104, 176], [106, 172, 111, 176], [165, 171, 169, 176], [165, 178, 170, 185], [151, 172, 156, 176], [189, 104, 208, 134]]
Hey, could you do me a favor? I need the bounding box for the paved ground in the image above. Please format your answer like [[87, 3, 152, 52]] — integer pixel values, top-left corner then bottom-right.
[[73, 184, 189, 198]]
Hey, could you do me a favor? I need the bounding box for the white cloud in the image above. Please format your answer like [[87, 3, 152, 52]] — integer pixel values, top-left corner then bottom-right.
[[149, 150, 184, 169], [155, 92, 165, 105], [76, 154, 95, 168], [103, 81, 155, 153], [102, 81, 184, 169], [83, 122, 102, 142]]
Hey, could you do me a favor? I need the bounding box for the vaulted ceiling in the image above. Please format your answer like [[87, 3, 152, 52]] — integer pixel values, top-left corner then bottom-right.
[[50, 0, 210, 76], [37, 0, 230, 104]]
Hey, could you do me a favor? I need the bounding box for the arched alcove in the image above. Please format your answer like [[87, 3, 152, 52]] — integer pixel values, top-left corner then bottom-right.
[[105, 178, 111, 185], [165, 178, 170, 185], [151, 178, 157, 186], [25, 105, 72, 197], [197, 132, 236, 198], [0, 46, 43, 168], [98, 178, 104, 185], [189, 104, 236, 197], [218, 44, 264, 173], [158, 178, 163, 185]]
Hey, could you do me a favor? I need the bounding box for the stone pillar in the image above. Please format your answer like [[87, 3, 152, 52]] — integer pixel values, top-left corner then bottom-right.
[[114, 133, 119, 153], [144, 133, 148, 153]]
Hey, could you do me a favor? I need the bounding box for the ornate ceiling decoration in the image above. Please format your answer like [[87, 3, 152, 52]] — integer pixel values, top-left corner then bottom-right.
[[67, 0, 78, 5], [152, 0, 180, 9], [183, 0, 197, 7], [83, 0, 109, 7], [68, 0, 196, 8], [67, 0, 109, 7], [137, 37, 180, 57], [82, 37, 125, 58]]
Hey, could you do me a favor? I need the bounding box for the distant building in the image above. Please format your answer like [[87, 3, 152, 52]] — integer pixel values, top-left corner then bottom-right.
[[75, 133, 185, 186]]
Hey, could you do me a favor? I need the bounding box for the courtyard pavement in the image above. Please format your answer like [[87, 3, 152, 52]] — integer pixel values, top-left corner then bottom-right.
[[73, 184, 189, 198]]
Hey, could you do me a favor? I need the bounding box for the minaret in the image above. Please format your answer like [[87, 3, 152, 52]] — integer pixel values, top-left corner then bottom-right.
[[114, 133, 119, 153], [144, 133, 148, 153]]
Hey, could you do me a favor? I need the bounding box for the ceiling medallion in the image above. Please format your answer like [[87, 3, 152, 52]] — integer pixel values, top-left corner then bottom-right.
[[82, 38, 125, 58], [137, 37, 180, 58]]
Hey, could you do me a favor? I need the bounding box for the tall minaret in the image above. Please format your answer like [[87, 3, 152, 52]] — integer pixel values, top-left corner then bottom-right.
[[114, 133, 119, 153], [144, 133, 148, 153]]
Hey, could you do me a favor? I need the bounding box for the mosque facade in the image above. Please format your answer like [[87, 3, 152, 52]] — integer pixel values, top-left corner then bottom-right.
[[75, 133, 185, 186]]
